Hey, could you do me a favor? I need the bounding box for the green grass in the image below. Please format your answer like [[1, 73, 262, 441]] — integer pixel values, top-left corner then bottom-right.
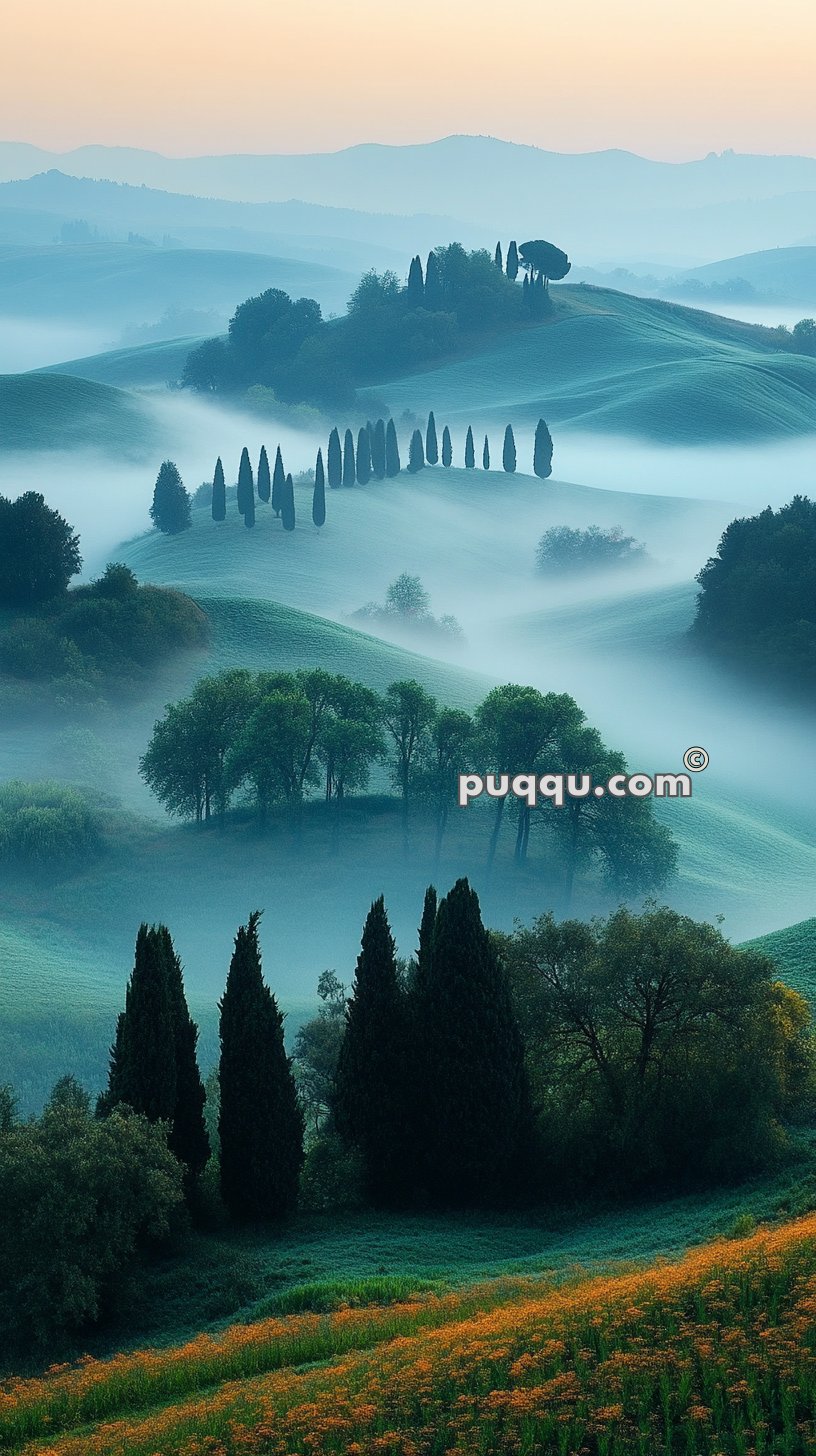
[[361, 285, 816, 443], [35, 335, 208, 389], [741, 916, 816, 1000], [0, 372, 153, 453]]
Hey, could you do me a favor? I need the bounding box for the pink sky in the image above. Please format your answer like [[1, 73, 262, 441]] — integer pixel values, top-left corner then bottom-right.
[[3, 0, 815, 159]]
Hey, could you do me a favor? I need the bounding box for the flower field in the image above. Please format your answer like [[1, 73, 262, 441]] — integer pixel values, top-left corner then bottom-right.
[[5, 1214, 816, 1455]]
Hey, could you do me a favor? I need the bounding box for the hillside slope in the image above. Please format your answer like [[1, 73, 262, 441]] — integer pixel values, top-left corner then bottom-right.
[[35, 335, 208, 389], [0, 371, 154, 453], [684, 245, 816, 300], [363, 286, 816, 444]]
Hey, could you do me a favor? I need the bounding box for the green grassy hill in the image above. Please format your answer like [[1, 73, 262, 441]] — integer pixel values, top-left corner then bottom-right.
[[0, 371, 154, 453], [684, 246, 816, 300], [361, 286, 816, 444], [35, 335, 208, 389], [742, 917, 816, 1000]]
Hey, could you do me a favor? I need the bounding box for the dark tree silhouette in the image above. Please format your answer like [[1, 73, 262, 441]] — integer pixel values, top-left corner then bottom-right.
[[327, 428, 342, 490], [237, 447, 254, 516], [385, 419, 401, 477], [407, 429, 425, 473], [257, 446, 271, 503], [483, 435, 490, 469], [494, 242, 503, 271], [271, 446, 286, 516], [244, 484, 256, 529], [312, 448, 326, 527], [534, 418, 554, 479], [0, 492, 81, 603], [503, 424, 517, 473], [519, 239, 571, 287], [343, 428, 356, 487], [506, 240, 519, 281], [425, 411, 439, 465], [211, 457, 226, 521], [103, 925, 176, 1126], [150, 461, 191, 535], [464, 426, 475, 469], [356, 426, 372, 484], [425, 250, 442, 307], [441, 425, 452, 467], [281, 474, 296, 531], [407, 254, 425, 305], [371, 418, 387, 479], [156, 926, 210, 1191]]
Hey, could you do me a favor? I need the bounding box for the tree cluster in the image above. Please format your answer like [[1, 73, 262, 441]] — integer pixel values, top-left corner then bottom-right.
[[352, 573, 463, 646], [536, 524, 646, 574], [692, 495, 816, 692], [140, 671, 676, 898]]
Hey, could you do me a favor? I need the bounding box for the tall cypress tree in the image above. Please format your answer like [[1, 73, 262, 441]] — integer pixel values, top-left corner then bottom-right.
[[356, 426, 372, 484], [312, 448, 326, 527], [104, 925, 177, 1125], [257, 446, 271, 503], [421, 879, 533, 1205], [407, 429, 425, 473], [150, 461, 191, 535], [425, 250, 442, 307], [494, 242, 503, 271], [333, 897, 409, 1204], [219, 912, 304, 1220], [414, 885, 437, 1004], [327, 428, 342, 490], [271, 446, 286, 516], [156, 927, 210, 1188], [372, 418, 387, 479], [441, 426, 452, 467], [503, 424, 517, 473], [425, 411, 438, 465], [464, 426, 475, 469], [385, 419, 401, 477], [483, 435, 490, 470], [281, 474, 296, 531], [211, 457, 226, 522], [406, 255, 425, 305], [343, 429, 356, 487], [533, 418, 554, 479], [237, 447, 254, 516], [506, 240, 519, 281]]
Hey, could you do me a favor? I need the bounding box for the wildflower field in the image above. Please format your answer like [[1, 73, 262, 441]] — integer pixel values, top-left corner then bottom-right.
[[4, 1213, 816, 1456]]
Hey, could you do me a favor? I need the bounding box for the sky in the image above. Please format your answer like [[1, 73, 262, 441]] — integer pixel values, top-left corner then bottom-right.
[[2, 0, 815, 160]]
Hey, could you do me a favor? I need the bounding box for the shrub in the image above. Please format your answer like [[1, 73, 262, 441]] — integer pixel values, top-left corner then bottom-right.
[[536, 524, 646, 573], [0, 780, 102, 866]]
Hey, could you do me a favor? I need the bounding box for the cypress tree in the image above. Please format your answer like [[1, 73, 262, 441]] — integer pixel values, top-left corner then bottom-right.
[[244, 486, 256, 529], [150, 460, 191, 535], [104, 925, 177, 1125], [494, 242, 503, 271], [327, 428, 342, 490], [425, 411, 438, 465], [312, 448, 326, 527], [237, 447, 254, 516], [503, 424, 517, 473], [372, 418, 387, 479], [406, 884, 438, 1190], [415, 885, 437, 1003], [333, 897, 409, 1204], [156, 927, 210, 1188], [257, 446, 271, 503], [421, 879, 533, 1205], [343, 428, 356, 487], [534, 417, 554, 479], [464, 426, 475, 469], [407, 428, 425, 473], [281, 474, 296, 531], [211, 457, 226, 522], [406, 254, 425, 305], [425, 250, 442, 307], [356, 426, 372, 484], [219, 912, 304, 1220], [483, 435, 490, 470], [522, 274, 531, 311], [506, 240, 519, 281], [441, 426, 452, 467], [272, 446, 286, 516], [385, 419, 401, 477]]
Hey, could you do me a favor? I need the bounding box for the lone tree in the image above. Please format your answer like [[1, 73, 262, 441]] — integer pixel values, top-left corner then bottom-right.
[[150, 461, 191, 535], [385, 419, 401, 477], [333, 897, 409, 1204], [312, 448, 326, 527], [219, 912, 304, 1220], [281, 474, 296, 531], [503, 423, 516, 473], [518, 239, 571, 288], [371, 418, 387, 479], [533, 417, 554, 479], [441, 425, 453, 467], [506, 240, 519, 281], [211, 458, 226, 521], [356, 426, 372, 484], [464, 426, 475, 469], [272, 446, 286, 515], [343, 428, 356, 488], [407, 429, 425, 473], [0, 492, 81, 604], [425, 411, 439, 465], [421, 879, 532, 1205], [482, 435, 490, 469], [257, 445, 271, 503], [327, 428, 342, 490], [237, 447, 254, 516]]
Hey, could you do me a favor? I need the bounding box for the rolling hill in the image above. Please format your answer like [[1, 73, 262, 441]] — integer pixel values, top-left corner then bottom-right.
[[362, 286, 816, 443], [34, 335, 209, 389], [683, 245, 816, 301], [0, 371, 154, 453], [742, 917, 816, 1000]]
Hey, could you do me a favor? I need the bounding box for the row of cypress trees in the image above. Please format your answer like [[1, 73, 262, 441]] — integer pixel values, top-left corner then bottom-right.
[[99, 914, 303, 1221], [334, 879, 533, 1207], [211, 446, 304, 531]]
